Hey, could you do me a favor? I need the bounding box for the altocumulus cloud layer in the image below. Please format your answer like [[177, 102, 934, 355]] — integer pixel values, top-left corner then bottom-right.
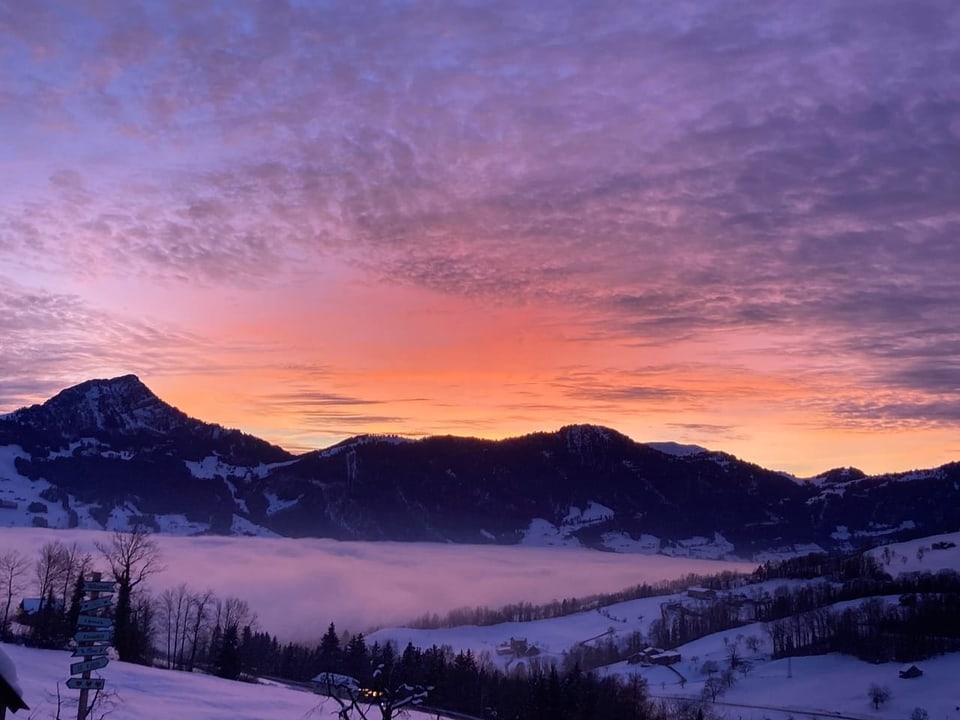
[[2, 1, 960, 473]]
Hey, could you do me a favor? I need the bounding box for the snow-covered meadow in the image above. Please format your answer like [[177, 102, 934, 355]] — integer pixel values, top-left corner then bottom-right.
[[5, 610, 960, 720], [3, 529, 960, 720], [0, 527, 755, 639], [0, 641, 377, 720]]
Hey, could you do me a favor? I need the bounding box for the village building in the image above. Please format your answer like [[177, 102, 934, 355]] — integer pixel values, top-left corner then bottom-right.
[[687, 586, 717, 600], [627, 647, 682, 666], [311, 672, 360, 699]]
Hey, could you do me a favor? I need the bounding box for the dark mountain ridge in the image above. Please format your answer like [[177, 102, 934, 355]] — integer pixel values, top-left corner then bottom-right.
[[1, 375, 957, 557]]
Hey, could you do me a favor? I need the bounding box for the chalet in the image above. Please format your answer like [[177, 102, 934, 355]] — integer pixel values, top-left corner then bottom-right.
[[649, 650, 682, 666], [627, 647, 682, 666], [725, 593, 761, 622], [687, 586, 717, 600], [496, 637, 539, 657], [627, 647, 660, 665], [311, 672, 360, 699], [899, 664, 923, 679], [0, 500, 17, 510], [17, 598, 64, 617]]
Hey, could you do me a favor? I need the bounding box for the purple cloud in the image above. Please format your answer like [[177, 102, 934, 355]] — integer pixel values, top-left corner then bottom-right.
[[3, 0, 960, 452]]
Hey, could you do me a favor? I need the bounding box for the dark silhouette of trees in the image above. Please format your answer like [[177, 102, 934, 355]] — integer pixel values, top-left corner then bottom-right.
[[95, 525, 163, 663]]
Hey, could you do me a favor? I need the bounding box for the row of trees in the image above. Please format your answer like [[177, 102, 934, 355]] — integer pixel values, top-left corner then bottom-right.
[[1, 529, 162, 662], [0, 528, 252, 680], [766, 592, 960, 662], [408, 571, 747, 629]]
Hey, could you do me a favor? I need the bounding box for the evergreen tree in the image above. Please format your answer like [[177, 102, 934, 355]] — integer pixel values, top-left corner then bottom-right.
[[318, 621, 342, 672], [217, 623, 241, 680]]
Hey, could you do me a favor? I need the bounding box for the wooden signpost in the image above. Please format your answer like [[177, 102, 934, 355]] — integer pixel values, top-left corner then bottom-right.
[[78, 597, 112, 613], [69, 572, 115, 720], [65, 679, 105, 692]]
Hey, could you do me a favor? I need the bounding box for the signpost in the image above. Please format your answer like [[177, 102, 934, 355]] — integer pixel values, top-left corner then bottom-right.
[[69, 572, 114, 720], [79, 597, 112, 613], [76, 615, 113, 628], [65, 679, 104, 692], [70, 658, 108, 675], [71, 646, 109, 658]]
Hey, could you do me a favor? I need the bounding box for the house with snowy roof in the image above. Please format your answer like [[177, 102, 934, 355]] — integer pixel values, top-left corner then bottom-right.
[[899, 663, 923, 679]]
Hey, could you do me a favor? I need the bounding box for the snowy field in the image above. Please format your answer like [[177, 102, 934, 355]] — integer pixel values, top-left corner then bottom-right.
[[646, 633, 960, 720], [5, 615, 960, 720], [0, 527, 754, 639], [0, 641, 403, 720], [867, 530, 960, 575]]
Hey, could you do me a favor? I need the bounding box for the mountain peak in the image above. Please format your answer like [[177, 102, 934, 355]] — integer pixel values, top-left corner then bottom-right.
[[8, 374, 189, 439], [814, 466, 868, 484]]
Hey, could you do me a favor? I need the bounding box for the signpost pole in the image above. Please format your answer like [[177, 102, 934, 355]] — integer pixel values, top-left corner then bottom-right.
[[76, 573, 104, 720]]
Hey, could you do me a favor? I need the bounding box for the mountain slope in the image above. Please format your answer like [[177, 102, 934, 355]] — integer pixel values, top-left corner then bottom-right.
[[1, 377, 958, 557]]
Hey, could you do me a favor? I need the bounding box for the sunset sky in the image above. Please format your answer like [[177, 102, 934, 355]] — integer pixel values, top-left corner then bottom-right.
[[2, 1, 959, 476]]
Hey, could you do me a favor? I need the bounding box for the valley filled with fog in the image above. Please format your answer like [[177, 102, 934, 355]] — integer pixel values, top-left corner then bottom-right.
[[0, 527, 754, 638]]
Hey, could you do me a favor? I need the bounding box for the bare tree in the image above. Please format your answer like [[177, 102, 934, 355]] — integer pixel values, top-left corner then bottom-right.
[[186, 589, 215, 671], [319, 663, 431, 720], [158, 585, 190, 669], [867, 683, 891, 710], [702, 676, 726, 703], [0, 549, 29, 633], [215, 596, 256, 635], [95, 525, 163, 662], [57, 542, 92, 607], [35, 541, 70, 603]]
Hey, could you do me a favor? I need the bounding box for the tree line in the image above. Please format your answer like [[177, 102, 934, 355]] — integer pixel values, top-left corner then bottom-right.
[[407, 571, 748, 629], [7, 528, 955, 719]]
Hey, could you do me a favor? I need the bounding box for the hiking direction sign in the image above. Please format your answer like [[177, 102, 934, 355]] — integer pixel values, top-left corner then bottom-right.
[[69, 572, 115, 720]]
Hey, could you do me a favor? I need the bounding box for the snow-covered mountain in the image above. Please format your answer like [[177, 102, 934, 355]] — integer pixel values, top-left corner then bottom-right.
[[1, 376, 959, 558]]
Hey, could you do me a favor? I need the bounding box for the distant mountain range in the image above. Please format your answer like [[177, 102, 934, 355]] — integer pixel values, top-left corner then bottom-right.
[[1, 375, 958, 559]]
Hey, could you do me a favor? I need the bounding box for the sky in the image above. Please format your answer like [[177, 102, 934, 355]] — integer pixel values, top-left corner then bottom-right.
[[2, 1, 960, 476]]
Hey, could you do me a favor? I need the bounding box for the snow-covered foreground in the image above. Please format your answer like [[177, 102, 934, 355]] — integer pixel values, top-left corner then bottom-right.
[[6, 624, 960, 720], [0, 527, 754, 639], [2, 644, 305, 720], [0, 642, 394, 720]]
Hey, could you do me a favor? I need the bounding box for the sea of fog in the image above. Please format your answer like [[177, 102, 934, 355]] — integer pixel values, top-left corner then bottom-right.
[[0, 527, 754, 640]]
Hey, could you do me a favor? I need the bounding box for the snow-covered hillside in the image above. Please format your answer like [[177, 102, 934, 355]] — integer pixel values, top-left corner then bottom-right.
[[373, 588, 960, 720]]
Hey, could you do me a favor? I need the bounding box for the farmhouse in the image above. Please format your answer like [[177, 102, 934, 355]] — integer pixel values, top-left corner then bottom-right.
[[311, 672, 360, 698], [687, 586, 717, 600], [627, 647, 682, 666], [899, 664, 923, 679]]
